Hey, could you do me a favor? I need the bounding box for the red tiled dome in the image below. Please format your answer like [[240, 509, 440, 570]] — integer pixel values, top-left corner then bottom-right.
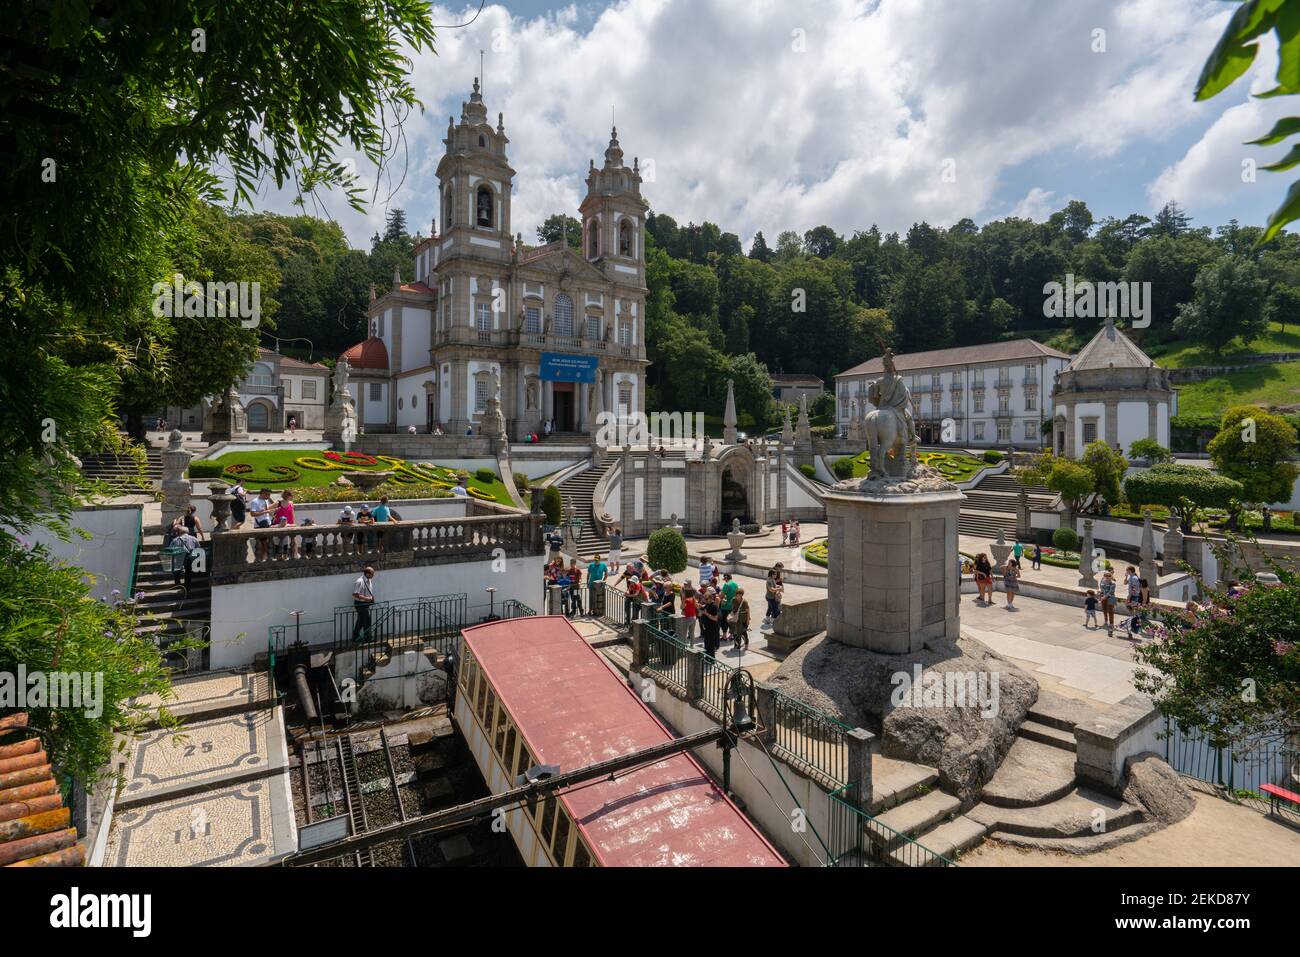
[[341, 336, 389, 370]]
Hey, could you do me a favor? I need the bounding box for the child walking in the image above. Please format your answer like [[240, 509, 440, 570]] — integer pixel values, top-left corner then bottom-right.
[[1084, 590, 1098, 629]]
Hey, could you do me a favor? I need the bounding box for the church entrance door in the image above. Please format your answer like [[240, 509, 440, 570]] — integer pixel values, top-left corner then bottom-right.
[[720, 466, 749, 530], [552, 382, 575, 432]]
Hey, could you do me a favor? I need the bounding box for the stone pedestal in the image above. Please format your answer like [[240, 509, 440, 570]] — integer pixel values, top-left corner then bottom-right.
[[824, 487, 963, 655], [1162, 511, 1184, 575], [1078, 519, 1098, 589], [989, 531, 1013, 574], [202, 387, 249, 445], [1139, 508, 1160, 586], [1015, 489, 1031, 542]]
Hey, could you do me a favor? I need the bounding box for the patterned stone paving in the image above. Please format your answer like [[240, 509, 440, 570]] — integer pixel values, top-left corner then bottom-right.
[[107, 776, 297, 867], [118, 708, 288, 808], [134, 669, 272, 721]]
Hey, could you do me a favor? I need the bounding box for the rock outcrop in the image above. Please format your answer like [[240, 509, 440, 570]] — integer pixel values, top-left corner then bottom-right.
[[770, 632, 1038, 806]]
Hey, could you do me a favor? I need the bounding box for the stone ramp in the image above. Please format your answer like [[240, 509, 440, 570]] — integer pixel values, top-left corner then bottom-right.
[[106, 669, 297, 866]]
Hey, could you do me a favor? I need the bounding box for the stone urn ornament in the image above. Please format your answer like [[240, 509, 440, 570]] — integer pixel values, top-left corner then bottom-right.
[[726, 517, 747, 564], [990, 530, 1014, 573]]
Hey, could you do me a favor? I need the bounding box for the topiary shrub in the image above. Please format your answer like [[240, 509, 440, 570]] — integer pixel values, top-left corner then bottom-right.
[[1052, 527, 1080, 552], [647, 527, 688, 574], [982, 450, 1004, 464], [188, 460, 225, 479], [1124, 464, 1244, 511], [513, 471, 530, 491], [799, 463, 816, 478], [475, 467, 497, 483], [831, 457, 855, 480], [542, 485, 563, 525]]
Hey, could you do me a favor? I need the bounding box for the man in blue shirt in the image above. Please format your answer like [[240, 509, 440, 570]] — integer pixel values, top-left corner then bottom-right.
[[371, 495, 392, 553], [586, 554, 608, 617]]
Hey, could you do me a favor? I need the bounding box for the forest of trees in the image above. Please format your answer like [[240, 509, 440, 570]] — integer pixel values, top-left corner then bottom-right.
[[223, 198, 1300, 430]]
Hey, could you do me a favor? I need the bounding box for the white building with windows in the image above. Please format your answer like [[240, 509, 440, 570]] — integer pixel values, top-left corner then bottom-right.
[[339, 79, 649, 437], [163, 348, 329, 431], [835, 340, 1071, 448], [1050, 317, 1177, 457]]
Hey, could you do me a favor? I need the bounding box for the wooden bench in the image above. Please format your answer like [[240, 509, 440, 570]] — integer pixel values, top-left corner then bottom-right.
[[1260, 783, 1300, 818]]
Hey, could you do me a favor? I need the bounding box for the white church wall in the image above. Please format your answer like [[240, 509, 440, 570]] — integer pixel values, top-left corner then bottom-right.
[[661, 475, 685, 520], [400, 305, 432, 371], [1073, 401, 1105, 449]]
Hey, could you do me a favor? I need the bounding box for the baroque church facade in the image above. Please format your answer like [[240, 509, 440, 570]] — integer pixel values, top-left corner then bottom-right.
[[340, 79, 649, 439]]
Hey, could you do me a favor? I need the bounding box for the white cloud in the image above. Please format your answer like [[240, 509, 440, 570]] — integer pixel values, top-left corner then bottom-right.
[[241, 0, 1244, 247], [1009, 187, 1057, 222]]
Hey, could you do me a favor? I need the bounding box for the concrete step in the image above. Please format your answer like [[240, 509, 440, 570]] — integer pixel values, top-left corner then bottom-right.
[[870, 789, 962, 846], [1027, 690, 1099, 734], [868, 756, 939, 814], [969, 787, 1145, 839], [890, 815, 987, 865], [981, 736, 1078, 808], [1017, 718, 1077, 753]]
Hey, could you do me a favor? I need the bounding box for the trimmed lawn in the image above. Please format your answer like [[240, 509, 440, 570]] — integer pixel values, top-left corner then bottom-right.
[[841, 448, 991, 482], [1145, 321, 1300, 369], [1172, 361, 1300, 416], [191, 448, 514, 506]]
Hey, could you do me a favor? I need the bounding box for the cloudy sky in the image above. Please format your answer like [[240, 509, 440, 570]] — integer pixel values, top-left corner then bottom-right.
[[252, 0, 1297, 249]]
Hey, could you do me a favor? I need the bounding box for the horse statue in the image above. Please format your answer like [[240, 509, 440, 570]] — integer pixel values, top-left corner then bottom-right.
[[862, 349, 916, 481]]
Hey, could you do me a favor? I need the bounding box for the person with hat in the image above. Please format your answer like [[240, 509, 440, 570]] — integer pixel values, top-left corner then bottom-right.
[[338, 504, 357, 554]]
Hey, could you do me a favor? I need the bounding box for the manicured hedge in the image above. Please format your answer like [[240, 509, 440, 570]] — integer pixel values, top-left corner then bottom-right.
[[1124, 464, 1244, 511], [831, 458, 855, 479], [799, 463, 816, 478], [475, 467, 497, 483], [542, 485, 563, 526], [188, 461, 225, 479], [982, 450, 1004, 463], [1052, 527, 1079, 551]]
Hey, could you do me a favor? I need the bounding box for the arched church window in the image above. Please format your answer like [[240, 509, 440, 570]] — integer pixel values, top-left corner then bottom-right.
[[476, 186, 494, 228], [444, 191, 453, 228], [588, 220, 599, 259], [618, 219, 632, 257], [478, 134, 486, 148], [553, 293, 574, 337]]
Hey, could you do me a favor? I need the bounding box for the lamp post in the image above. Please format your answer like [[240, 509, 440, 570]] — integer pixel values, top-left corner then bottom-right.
[[483, 586, 499, 623]]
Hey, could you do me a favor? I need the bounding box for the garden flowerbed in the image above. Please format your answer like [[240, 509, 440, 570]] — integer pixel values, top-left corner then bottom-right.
[[841, 449, 990, 483], [191, 449, 513, 505]]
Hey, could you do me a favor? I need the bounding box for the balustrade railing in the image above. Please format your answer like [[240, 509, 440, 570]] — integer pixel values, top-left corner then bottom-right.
[[212, 513, 540, 578]]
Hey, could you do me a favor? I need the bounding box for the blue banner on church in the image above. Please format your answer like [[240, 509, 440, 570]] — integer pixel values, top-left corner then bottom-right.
[[540, 352, 598, 383]]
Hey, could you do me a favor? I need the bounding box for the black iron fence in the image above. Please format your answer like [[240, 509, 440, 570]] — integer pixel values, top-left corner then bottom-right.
[[1164, 718, 1299, 825], [643, 621, 690, 695], [332, 593, 467, 683], [826, 785, 955, 867]]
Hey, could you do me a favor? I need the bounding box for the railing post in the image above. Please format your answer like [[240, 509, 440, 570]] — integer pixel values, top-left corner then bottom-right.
[[755, 681, 778, 745], [671, 613, 689, 646], [546, 584, 563, 615], [846, 728, 875, 808], [629, 618, 647, 672], [685, 648, 705, 703]]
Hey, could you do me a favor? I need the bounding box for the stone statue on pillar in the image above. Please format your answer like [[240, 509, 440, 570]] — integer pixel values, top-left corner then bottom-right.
[[1162, 510, 1184, 574], [324, 357, 359, 450], [862, 349, 917, 482], [723, 378, 738, 446], [794, 392, 814, 468], [1140, 508, 1160, 586], [160, 429, 193, 528], [780, 404, 794, 447]]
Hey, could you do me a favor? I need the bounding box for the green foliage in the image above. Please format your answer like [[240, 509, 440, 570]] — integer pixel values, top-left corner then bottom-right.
[[475, 467, 497, 483], [799, 463, 817, 478], [1174, 255, 1270, 355], [1079, 440, 1129, 505], [1020, 454, 1095, 513], [542, 486, 563, 526], [982, 450, 1004, 463], [514, 472, 531, 492], [292, 481, 454, 503], [647, 527, 688, 574], [1207, 405, 1300, 504], [831, 458, 855, 480], [187, 461, 227, 479], [1127, 438, 1173, 464], [1135, 573, 1299, 748], [1052, 527, 1080, 552], [1195, 1, 1300, 242], [0, 541, 186, 784], [1124, 463, 1245, 511]]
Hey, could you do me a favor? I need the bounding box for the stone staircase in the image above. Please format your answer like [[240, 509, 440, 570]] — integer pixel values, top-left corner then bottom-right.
[[130, 524, 211, 669], [857, 756, 988, 865], [554, 461, 613, 559], [968, 692, 1154, 852], [79, 449, 163, 487], [958, 471, 1055, 540]]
